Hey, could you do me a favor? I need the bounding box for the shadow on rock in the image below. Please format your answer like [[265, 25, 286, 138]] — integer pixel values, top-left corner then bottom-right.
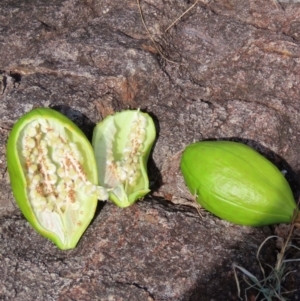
[[50, 104, 96, 141]]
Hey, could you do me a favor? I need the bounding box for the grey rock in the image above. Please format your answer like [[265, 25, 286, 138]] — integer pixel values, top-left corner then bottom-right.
[[1, 0, 300, 300]]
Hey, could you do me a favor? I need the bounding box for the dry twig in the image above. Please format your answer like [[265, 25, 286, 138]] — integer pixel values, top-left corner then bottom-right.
[[136, 0, 180, 64], [165, 0, 199, 32]]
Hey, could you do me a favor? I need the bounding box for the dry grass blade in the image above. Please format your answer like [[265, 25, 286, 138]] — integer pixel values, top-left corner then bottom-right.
[[233, 202, 300, 299], [271, 0, 284, 10], [165, 0, 199, 32], [256, 235, 279, 280], [233, 223, 299, 301], [136, 0, 180, 64]]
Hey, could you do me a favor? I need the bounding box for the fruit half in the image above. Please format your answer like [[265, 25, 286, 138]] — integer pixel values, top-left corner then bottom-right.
[[6, 108, 108, 249], [92, 110, 156, 207]]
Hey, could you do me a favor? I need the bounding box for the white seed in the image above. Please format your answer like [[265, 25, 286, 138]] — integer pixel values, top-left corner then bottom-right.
[[29, 189, 40, 200], [68, 167, 78, 179], [22, 149, 31, 158], [123, 163, 135, 174], [49, 174, 58, 185], [96, 186, 108, 200], [74, 178, 85, 189], [57, 181, 66, 192], [47, 194, 56, 204], [44, 202, 54, 212], [84, 183, 96, 195], [32, 148, 39, 156], [39, 196, 48, 206], [57, 167, 65, 178], [58, 190, 68, 200], [27, 126, 37, 137], [39, 140, 47, 149], [47, 133, 60, 146], [131, 119, 138, 127], [137, 116, 147, 128], [117, 169, 127, 181], [31, 196, 47, 208], [70, 150, 80, 162], [75, 153, 83, 164], [70, 200, 80, 210], [64, 177, 73, 187], [42, 147, 48, 156], [35, 132, 42, 141], [122, 154, 129, 161], [40, 120, 49, 133], [137, 144, 144, 152], [38, 146, 48, 156], [69, 143, 76, 149], [30, 174, 41, 186], [70, 143, 81, 158], [136, 129, 146, 143], [56, 198, 64, 209], [123, 147, 132, 154], [129, 131, 137, 140], [46, 163, 56, 175], [53, 148, 65, 162], [129, 177, 137, 186], [132, 156, 139, 164], [29, 153, 38, 163], [55, 148, 65, 157], [106, 159, 113, 166], [117, 162, 127, 181], [124, 157, 133, 165], [28, 163, 38, 174], [22, 136, 27, 146], [51, 129, 59, 137], [41, 126, 48, 134], [106, 153, 115, 165], [26, 138, 36, 149]]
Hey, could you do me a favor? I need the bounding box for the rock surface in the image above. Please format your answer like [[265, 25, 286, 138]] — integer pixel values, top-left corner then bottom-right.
[[1, 0, 300, 300]]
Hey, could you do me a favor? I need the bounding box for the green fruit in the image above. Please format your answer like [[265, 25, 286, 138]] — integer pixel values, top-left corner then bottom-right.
[[92, 110, 156, 207], [180, 141, 297, 226], [6, 108, 108, 250]]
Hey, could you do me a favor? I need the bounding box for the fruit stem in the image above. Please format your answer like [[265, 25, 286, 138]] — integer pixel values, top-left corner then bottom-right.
[[293, 208, 300, 226]]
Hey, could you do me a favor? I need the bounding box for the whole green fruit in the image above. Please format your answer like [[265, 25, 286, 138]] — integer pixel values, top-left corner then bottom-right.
[[180, 141, 297, 226]]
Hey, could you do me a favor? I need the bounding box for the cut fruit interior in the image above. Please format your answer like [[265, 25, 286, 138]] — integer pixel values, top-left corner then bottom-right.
[[92, 109, 156, 207], [6, 108, 107, 250]]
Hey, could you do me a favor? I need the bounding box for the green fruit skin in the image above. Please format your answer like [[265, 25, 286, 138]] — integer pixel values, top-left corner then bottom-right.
[[180, 141, 296, 226], [6, 108, 98, 250]]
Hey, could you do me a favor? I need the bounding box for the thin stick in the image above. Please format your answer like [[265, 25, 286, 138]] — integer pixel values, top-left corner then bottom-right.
[[165, 0, 199, 32], [136, 0, 180, 65], [275, 223, 295, 271], [271, 0, 284, 10]]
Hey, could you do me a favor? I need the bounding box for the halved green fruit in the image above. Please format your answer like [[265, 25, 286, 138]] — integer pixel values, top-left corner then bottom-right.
[[6, 108, 108, 250], [180, 141, 297, 226], [92, 110, 156, 207]]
